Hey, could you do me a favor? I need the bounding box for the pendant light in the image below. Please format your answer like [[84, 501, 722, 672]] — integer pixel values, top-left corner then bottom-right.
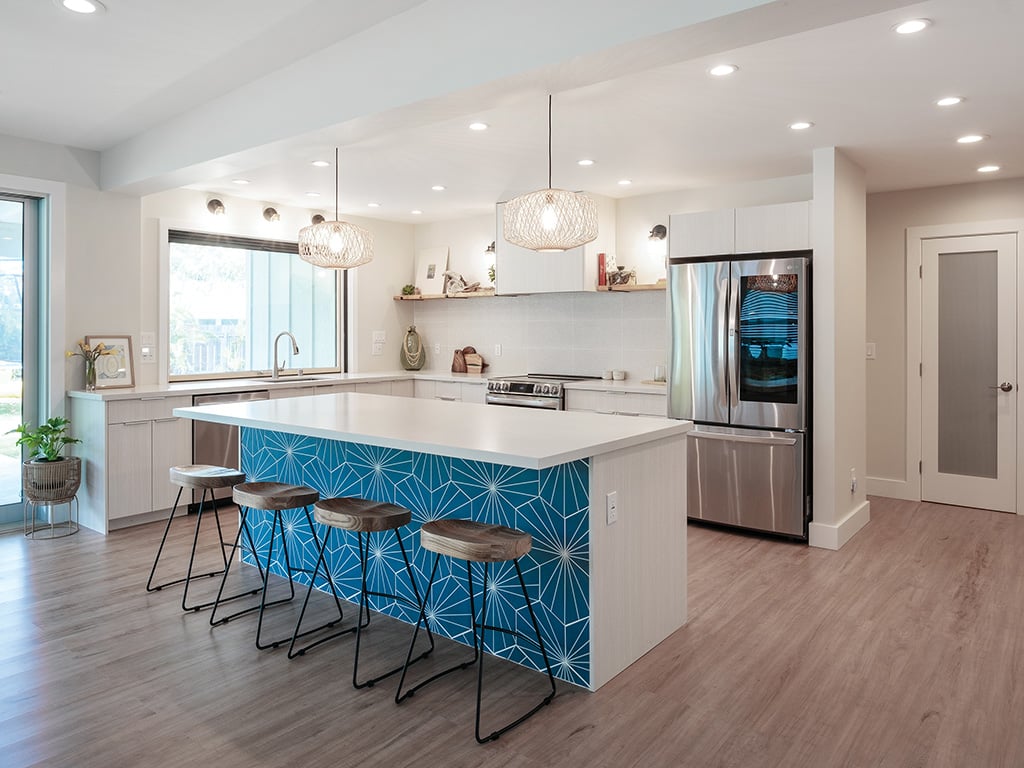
[[502, 95, 598, 252], [297, 148, 373, 269]]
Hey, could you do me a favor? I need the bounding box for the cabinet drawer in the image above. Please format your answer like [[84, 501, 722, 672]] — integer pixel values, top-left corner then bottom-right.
[[565, 390, 604, 412], [604, 391, 666, 417], [107, 395, 191, 424], [460, 382, 486, 404], [434, 381, 461, 401], [355, 381, 392, 395]]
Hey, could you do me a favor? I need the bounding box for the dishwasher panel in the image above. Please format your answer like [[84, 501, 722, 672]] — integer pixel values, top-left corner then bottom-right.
[[687, 425, 806, 538], [192, 390, 269, 505]]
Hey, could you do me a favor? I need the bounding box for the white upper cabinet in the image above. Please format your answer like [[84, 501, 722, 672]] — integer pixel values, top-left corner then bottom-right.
[[734, 201, 812, 253], [494, 194, 616, 294], [669, 209, 735, 258], [669, 201, 812, 258]]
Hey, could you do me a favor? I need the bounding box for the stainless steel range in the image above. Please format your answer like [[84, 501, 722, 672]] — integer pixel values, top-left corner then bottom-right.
[[486, 374, 596, 410]]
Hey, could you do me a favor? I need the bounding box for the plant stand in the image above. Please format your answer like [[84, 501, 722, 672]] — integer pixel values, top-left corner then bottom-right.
[[24, 495, 79, 539], [22, 456, 82, 540]]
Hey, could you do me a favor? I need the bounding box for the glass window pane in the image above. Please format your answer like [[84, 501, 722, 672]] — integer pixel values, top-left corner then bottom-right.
[[168, 235, 339, 379], [937, 250, 997, 478]]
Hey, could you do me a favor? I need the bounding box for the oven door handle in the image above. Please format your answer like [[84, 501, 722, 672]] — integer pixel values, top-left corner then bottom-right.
[[486, 393, 561, 410]]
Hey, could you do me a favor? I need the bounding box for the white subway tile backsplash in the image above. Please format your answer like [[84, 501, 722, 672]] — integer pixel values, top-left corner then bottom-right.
[[412, 290, 667, 381]]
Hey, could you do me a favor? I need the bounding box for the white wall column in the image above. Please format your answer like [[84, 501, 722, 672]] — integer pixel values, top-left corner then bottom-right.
[[810, 147, 870, 549]]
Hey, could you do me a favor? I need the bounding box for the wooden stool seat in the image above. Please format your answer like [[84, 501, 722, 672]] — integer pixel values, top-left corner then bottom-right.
[[313, 497, 412, 532], [420, 519, 532, 563], [169, 464, 245, 490], [233, 481, 319, 511]]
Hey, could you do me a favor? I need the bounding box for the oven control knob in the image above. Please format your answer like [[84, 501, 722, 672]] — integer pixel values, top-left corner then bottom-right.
[[503, 382, 510, 392], [542, 384, 551, 395]]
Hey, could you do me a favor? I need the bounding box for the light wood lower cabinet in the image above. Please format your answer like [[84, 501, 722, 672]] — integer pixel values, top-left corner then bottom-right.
[[72, 394, 193, 534], [565, 389, 667, 417]]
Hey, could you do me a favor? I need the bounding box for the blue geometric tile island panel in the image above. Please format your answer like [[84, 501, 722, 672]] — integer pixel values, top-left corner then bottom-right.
[[239, 428, 591, 688]]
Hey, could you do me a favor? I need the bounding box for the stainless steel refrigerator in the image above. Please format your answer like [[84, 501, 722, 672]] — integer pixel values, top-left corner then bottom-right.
[[668, 252, 810, 538]]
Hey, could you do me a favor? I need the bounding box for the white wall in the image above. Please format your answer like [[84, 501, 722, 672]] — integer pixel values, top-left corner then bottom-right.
[[810, 147, 869, 550], [413, 213, 495, 289], [865, 176, 1024, 494], [140, 189, 415, 380]]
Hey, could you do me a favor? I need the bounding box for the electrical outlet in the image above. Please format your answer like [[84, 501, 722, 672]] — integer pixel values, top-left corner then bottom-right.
[[606, 491, 618, 525], [371, 342, 384, 356], [494, 343, 502, 357], [372, 330, 386, 343], [434, 343, 441, 354]]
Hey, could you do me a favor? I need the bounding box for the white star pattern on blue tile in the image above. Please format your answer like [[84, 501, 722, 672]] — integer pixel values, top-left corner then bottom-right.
[[239, 428, 590, 686]]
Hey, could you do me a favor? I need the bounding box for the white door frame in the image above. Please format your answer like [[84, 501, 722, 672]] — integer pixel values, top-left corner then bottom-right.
[[906, 219, 1024, 513]]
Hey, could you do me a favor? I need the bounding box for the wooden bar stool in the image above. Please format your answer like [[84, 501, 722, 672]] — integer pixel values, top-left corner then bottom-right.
[[287, 497, 434, 689], [209, 481, 344, 650], [395, 519, 556, 744], [146, 464, 244, 612]]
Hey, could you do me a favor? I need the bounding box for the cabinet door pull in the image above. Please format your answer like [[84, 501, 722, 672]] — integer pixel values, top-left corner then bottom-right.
[[140, 396, 167, 401], [153, 417, 178, 423], [125, 420, 150, 426], [436, 396, 458, 402]]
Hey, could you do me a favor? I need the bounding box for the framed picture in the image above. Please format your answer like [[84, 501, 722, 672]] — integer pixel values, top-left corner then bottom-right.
[[414, 246, 449, 295], [85, 335, 135, 389]]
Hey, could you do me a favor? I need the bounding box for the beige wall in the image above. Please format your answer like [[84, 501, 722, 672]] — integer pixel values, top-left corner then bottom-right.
[[866, 177, 1024, 492]]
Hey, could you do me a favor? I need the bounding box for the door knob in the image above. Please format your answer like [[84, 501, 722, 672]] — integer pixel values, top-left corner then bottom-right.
[[988, 382, 1014, 392]]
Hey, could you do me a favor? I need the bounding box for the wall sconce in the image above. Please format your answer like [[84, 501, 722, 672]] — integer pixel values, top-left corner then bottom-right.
[[311, 213, 326, 225], [207, 198, 226, 216], [263, 207, 280, 222], [484, 241, 496, 255], [648, 224, 667, 241]]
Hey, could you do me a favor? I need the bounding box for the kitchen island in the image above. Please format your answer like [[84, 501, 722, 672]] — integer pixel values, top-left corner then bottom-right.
[[174, 392, 689, 690]]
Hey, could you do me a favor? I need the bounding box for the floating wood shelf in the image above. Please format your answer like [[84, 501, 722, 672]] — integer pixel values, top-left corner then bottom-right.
[[393, 289, 496, 301]]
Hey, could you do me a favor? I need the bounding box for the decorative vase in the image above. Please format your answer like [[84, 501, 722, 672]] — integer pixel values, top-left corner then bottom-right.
[[400, 326, 425, 371], [84, 359, 97, 391]]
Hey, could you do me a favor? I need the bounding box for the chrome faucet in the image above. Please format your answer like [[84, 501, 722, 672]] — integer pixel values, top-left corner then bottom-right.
[[271, 331, 299, 380]]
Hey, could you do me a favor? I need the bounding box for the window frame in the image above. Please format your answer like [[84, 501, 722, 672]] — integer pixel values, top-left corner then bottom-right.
[[159, 223, 347, 383]]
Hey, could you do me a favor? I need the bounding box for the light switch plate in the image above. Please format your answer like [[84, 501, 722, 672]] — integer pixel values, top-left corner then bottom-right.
[[140, 331, 156, 363], [371, 342, 384, 356], [372, 330, 386, 343], [866, 342, 876, 360]]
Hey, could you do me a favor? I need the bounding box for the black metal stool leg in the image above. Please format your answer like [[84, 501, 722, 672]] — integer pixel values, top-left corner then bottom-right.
[[146, 486, 184, 592], [209, 506, 268, 627], [474, 558, 557, 743], [395, 555, 478, 704], [286, 526, 351, 658], [181, 490, 231, 612], [255, 510, 296, 649], [352, 528, 434, 689]]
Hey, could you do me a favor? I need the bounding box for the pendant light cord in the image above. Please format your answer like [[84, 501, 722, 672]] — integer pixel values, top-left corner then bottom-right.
[[334, 147, 340, 221], [547, 94, 553, 189]]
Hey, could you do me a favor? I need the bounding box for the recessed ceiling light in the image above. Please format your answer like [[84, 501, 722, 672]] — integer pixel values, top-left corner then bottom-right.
[[411, 210, 423, 215], [367, 202, 381, 208], [894, 18, 930, 34], [469, 122, 488, 131], [311, 160, 330, 167], [978, 165, 1001, 173], [957, 134, 988, 144], [305, 192, 320, 197], [618, 179, 632, 186], [431, 185, 445, 191], [59, 0, 106, 14], [232, 179, 250, 185], [936, 96, 963, 107], [708, 64, 738, 77], [789, 121, 814, 131], [577, 159, 595, 166]]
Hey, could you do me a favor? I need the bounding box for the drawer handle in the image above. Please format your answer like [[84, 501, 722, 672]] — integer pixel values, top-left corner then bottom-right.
[[690, 431, 797, 446], [613, 411, 640, 417], [436, 396, 458, 401], [153, 417, 178, 423], [124, 420, 149, 426], [140, 396, 167, 401]]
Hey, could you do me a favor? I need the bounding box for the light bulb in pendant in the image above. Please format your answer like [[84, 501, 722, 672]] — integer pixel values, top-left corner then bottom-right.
[[541, 200, 559, 231], [329, 230, 343, 253]]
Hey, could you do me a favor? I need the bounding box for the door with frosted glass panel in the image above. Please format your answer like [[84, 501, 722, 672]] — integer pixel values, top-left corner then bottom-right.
[[921, 233, 1017, 512]]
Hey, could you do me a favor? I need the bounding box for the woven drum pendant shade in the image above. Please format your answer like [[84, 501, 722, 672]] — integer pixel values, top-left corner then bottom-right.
[[502, 95, 598, 252], [297, 148, 373, 269]]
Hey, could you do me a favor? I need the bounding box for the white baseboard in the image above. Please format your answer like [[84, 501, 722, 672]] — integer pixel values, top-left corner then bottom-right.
[[809, 500, 871, 550], [865, 476, 918, 501]]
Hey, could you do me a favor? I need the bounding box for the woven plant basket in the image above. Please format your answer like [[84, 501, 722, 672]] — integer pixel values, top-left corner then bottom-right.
[[23, 457, 82, 503]]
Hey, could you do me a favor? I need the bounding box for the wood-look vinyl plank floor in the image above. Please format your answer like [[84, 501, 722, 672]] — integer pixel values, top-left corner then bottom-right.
[[2, 497, 1024, 767]]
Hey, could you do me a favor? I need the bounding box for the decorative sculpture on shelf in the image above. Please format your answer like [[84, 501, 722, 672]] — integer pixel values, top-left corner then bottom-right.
[[443, 270, 481, 296]]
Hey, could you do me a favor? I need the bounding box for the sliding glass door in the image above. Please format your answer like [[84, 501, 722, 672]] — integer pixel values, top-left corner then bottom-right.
[[0, 195, 39, 528]]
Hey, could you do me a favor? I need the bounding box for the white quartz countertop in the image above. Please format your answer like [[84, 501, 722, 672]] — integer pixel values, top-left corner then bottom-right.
[[66, 371, 489, 401], [563, 379, 668, 395], [174, 392, 690, 470]]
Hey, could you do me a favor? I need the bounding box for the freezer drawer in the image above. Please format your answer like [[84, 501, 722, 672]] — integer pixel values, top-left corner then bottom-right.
[[687, 426, 805, 538]]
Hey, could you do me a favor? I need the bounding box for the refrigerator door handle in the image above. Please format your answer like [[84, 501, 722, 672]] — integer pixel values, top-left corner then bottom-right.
[[690, 430, 797, 447], [727, 274, 739, 409]]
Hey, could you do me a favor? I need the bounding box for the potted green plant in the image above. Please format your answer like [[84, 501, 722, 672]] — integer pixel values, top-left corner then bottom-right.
[[8, 417, 83, 502]]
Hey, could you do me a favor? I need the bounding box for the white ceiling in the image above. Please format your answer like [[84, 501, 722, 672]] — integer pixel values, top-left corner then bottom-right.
[[3, 0, 1022, 223]]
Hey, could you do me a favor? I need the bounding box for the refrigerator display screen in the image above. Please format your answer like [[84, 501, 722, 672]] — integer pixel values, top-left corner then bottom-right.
[[738, 274, 799, 404]]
